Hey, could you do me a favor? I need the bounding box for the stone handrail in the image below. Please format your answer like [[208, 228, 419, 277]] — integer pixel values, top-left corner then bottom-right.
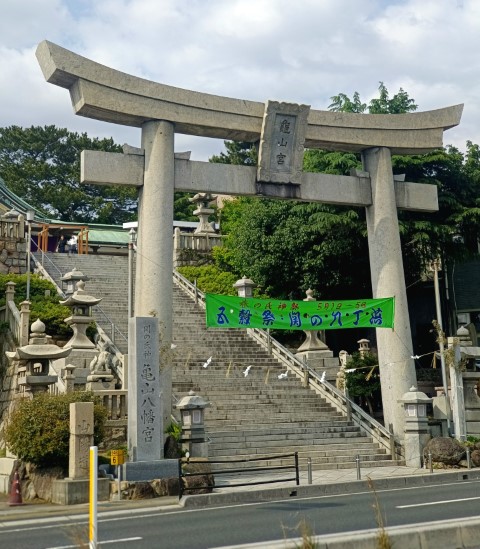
[[173, 229, 226, 252], [172, 269, 399, 458], [0, 217, 25, 239], [94, 389, 127, 421], [7, 301, 21, 345]]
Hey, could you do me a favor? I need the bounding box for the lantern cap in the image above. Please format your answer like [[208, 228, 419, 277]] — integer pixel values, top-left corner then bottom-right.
[[175, 390, 209, 410], [398, 385, 432, 405]]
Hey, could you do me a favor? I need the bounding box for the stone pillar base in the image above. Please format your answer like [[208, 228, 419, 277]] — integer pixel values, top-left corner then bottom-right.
[[296, 352, 339, 382], [52, 478, 110, 505], [123, 459, 179, 482]]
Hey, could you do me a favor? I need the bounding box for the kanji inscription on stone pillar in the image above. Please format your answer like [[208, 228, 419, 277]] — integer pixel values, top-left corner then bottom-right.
[[257, 100, 310, 185]]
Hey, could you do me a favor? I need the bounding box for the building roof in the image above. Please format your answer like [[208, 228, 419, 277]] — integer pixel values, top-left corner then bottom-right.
[[0, 176, 206, 248]]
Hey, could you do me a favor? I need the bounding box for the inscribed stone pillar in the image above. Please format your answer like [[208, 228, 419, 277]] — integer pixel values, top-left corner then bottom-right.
[[69, 402, 94, 479], [128, 316, 162, 462], [136, 120, 174, 429], [362, 147, 417, 440]]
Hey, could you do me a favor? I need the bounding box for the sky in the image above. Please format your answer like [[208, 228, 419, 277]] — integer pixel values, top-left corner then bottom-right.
[[1, 0, 479, 161]]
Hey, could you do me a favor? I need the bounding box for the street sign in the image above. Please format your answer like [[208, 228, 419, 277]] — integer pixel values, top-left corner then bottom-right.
[[110, 449, 125, 466]]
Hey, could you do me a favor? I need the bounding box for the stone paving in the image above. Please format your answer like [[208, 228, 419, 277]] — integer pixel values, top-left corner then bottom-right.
[[209, 464, 433, 492]]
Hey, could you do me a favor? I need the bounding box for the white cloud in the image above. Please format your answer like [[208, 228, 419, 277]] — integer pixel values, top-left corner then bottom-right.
[[1, 0, 479, 159]]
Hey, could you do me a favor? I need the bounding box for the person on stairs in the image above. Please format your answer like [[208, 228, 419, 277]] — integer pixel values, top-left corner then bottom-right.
[[56, 234, 67, 253], [67, 234, 78, 254]]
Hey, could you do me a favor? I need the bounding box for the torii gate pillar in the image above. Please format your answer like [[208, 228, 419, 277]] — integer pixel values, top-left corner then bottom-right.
[[136, 120, 175, 428], [363, 147, 416, 435]]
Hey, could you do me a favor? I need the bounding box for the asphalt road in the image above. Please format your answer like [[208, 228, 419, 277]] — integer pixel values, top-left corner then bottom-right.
[[2, 479, 480, 548]]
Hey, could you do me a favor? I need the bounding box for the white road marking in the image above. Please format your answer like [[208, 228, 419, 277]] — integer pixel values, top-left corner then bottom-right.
[[397, 495, 480, 509], [47, 537, 142, 549]]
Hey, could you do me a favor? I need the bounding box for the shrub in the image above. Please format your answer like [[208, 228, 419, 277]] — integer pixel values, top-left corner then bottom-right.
[[0, 273, 73, 338], [177, 265, 238, 296], [4, 391, 107, 469], [345, 351, 382, 416]]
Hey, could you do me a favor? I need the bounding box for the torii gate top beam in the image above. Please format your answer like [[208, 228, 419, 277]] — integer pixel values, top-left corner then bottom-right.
[[36, 41, 463, 155]]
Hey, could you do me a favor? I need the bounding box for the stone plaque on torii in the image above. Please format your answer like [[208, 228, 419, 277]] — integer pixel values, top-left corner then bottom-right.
[[36, 40, 463, 442]]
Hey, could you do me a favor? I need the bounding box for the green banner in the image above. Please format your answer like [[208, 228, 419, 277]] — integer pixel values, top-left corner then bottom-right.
[[206, 294, 395, 330]]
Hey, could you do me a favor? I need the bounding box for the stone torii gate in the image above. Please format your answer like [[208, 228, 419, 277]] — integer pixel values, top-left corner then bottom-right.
[[36, 40, 462, 445]]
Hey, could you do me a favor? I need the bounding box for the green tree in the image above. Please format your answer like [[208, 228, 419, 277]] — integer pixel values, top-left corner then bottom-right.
[[329, 82, 417, 114], [210, 84, 479, 299], [173, 192, 198, 222], [328, 91, 367, 113], [344, 352, 381, 416], [210, 141, 258, 165], [0, 125, 137, 224], [215, 197, 370, 299], [0, 273, 75, 338]]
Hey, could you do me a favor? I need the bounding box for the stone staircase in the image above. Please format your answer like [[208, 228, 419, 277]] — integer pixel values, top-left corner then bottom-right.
[[33, 252, 130, 354], [33, 251, 401, 470], [171, 284, 398, 470]]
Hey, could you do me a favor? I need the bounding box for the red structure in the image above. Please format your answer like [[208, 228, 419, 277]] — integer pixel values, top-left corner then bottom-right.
[[8, 471, 23, 506]]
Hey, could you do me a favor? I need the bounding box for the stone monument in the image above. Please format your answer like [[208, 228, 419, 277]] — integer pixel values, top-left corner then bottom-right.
[[36, 40, 463, 443], [68, 402, 94, 479], [125, 316, 177, 480]]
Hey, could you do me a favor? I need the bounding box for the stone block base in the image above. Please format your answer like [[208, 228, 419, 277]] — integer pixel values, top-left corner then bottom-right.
[[123, 459, 178, 481], [52, 478, 110, 505], [296, 353, 340, 382], [0, 457, 16, 494]]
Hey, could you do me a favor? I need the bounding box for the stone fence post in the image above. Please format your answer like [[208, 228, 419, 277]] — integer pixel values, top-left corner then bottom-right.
[[19, 301, 30, 346]]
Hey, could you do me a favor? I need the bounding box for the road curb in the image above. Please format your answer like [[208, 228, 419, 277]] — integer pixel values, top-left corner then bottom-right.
[[180, 469, 480, 508]]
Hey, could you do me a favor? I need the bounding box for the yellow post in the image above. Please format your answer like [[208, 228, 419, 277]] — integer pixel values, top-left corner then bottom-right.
[[89, 446, 98, 549]]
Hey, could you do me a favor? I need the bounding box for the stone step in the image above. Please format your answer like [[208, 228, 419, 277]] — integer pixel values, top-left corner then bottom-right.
[[209, 453, 395, 471], [208, 425, 359, 438], [208, 442, 382, 457], [206, 420, 351, 431], [209, 436, 374, 451], [209, 431, 365, 444]]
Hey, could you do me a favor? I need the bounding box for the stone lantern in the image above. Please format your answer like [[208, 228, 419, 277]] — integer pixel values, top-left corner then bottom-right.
[[175, 390, 210, 458], [6, 318, 70, 396], [357, 339, 370, 358], [296, 289, 338, 384], [233, 276, 255, 298], [189, 193, 216, 234], [60, 268, 90, 297], [297, 289, 330, 354], [398, 386, 432, 467], [60, 280, 101, 350], [59, 279, 103, 383]]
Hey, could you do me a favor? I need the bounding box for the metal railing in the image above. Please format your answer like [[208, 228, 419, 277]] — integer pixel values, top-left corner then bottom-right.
[[172, 269, 399, 459], [178, 452, 299, 499], [31, 248, 64, 292]]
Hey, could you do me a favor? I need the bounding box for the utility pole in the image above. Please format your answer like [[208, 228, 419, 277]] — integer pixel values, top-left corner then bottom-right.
[[429, 258, 451, 434]]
